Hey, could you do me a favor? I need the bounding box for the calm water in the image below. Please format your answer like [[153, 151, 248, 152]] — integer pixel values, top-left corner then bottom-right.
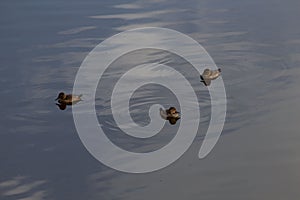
[[1, 0, 300, 199]]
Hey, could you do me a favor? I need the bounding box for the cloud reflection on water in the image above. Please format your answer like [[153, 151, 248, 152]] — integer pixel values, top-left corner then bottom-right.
[[58, 26, 97, 35], [0, 177, 47, 200]]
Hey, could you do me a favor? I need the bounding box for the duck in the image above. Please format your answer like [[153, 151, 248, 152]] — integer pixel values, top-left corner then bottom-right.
[[160, 107, 180, 125], [200, 68, 221, 86], [55, 92, 82, 105]]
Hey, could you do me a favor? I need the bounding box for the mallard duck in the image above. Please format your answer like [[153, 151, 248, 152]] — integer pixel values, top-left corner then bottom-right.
[[160, 107, 180, 125], [55, 92, 82, 105], [200, 68, 221, 86]]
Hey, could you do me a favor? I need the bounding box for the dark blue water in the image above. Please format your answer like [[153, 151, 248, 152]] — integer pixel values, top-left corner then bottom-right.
[[1, 0, 300, 199]]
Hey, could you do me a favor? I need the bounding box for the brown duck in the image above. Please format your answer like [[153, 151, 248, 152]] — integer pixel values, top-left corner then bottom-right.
[[55, 92, 82, 105], [160, 107, 180, 125], [200, 68, 221, 86]]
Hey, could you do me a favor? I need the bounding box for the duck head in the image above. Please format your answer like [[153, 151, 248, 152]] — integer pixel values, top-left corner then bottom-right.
[[56, 92, 66, 100]]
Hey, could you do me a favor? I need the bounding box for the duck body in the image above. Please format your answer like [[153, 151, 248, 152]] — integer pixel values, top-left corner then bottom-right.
[[200, 68, 221, 86], [55, 92, 82, 105], [166, 107, 180, 119]]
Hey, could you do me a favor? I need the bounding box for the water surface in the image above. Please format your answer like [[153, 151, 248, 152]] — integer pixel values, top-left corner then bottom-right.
[[1, 0, 300, 199]]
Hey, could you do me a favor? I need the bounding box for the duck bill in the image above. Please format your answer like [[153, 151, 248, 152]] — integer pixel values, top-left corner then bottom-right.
[[55, 97, 59, 100]]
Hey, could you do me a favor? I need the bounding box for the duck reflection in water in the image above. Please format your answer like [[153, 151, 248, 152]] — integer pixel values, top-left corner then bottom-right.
[[55, 92, 82, 110], [160, 107, 180, 125]]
